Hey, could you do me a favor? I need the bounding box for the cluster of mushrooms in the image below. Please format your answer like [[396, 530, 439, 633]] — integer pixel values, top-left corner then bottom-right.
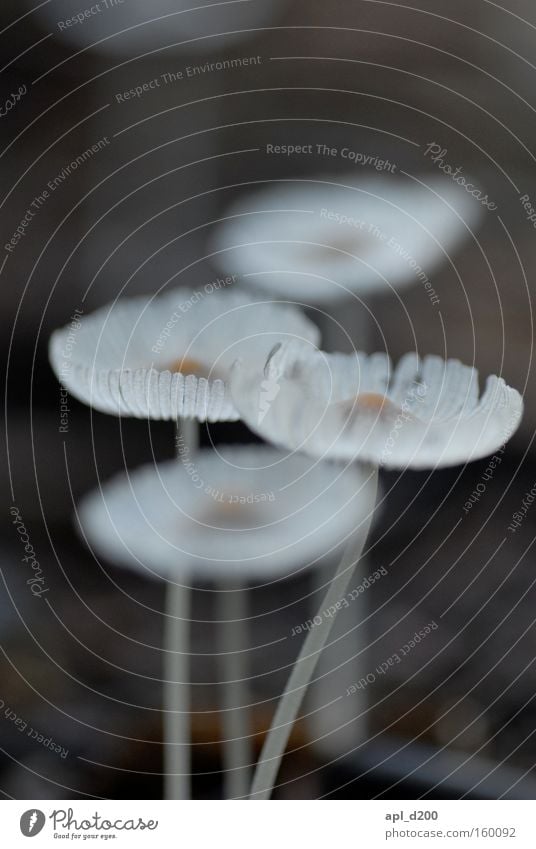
[[49, 175, 523, 800]]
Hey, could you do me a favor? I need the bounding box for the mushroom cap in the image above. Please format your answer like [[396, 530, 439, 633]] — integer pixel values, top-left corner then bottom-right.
[[210, 176, 482, 303], [77, 445, 374, 581], [49, 287, 319, 422], [230, 341, 523, 469]]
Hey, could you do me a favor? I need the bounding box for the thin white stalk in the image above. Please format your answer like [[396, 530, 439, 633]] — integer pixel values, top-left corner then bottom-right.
[[218, 580, 252, 799], [176, 416, 200, 456], [310, 302, 372, 761], [250, 465, 379, 799], [307, 552, 369, 760], [164, 577, 191, 800], [162, 417, 200, 800]]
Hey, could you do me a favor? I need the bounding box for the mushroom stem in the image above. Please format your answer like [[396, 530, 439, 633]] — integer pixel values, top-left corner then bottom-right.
[[249, 464, 379, 799], [164, 578, 191, 800], [218, 580, 252, 798], [307, 552, 369, 762], [163, 417, 199, 800]]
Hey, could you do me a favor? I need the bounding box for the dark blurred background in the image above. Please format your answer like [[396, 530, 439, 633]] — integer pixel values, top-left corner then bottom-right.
[[2, 0, 536, 799]]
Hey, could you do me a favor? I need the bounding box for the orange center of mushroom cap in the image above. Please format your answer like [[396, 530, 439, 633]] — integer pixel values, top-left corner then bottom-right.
[[201, 496, 260, 529], [336, 392, 399, 421], [165, 357, 214, 379], [355, 392, 393, 412]]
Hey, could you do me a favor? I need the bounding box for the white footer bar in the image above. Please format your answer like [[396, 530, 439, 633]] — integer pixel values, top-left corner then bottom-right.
[[2, 800, 534, 847]]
